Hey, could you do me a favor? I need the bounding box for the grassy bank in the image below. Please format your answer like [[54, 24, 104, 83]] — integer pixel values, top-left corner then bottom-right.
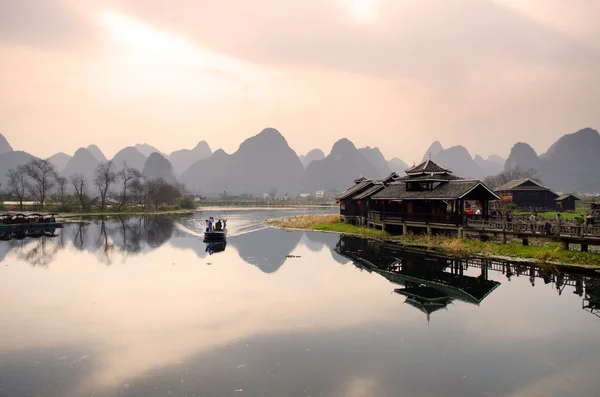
[[266, 214, 600, 268]]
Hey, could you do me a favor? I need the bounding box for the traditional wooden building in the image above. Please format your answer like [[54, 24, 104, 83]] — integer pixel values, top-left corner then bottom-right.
[[555, 194, 580, 212], [494, 178, 558, 210], [336, 173, 400, 225], [366, 159, 499, 230]]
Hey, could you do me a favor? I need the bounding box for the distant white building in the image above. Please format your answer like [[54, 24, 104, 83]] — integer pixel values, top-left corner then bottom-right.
[[316, 190, 325, 198], [299, 193, 311, 198]]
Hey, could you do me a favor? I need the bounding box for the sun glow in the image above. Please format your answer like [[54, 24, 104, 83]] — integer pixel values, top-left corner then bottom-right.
[[338, 0, 379, 23], [95, 11, 273, 102]]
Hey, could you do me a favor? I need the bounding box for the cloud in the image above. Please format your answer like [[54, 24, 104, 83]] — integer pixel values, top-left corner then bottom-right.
[[0, 0, 100, 49]]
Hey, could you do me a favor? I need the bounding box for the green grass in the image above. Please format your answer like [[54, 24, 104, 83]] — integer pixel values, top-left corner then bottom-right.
[[515, 211, 586, 220], [266, 214, 600, 268], [312, 223, 389, 238]]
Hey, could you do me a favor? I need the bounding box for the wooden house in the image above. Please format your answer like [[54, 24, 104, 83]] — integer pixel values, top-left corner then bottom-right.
[[494, 178, 558, 210], [555, 194, 580, 212], [367, 159, 499, 228], [336, 173, 400, 226]]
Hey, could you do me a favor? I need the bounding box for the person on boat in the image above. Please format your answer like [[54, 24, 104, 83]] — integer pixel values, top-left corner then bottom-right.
[[215, 220, 222, 231], [207, 217, 214, 232]]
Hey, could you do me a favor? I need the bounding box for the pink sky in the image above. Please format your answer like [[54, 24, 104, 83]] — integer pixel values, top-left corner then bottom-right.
[[0, 0, 598, 163]]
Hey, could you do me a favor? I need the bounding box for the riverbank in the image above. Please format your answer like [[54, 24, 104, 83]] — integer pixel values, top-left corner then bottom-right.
[[266, 214, 600, 269], [56, 208, 198, 219]]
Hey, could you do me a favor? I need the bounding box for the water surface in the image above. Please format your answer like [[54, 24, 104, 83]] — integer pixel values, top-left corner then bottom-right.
[[1, 209, 599, 397]]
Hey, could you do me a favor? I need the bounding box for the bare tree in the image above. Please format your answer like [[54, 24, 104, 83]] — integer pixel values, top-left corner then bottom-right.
[[131, 179, 150, 209], [70, 174, 88, 210], [21, 159, 57, 210], [94, 161, 117, 211], [55, 175, 68, 203], [484, 167, 541, 189], [147, 179, 182, 210], [117, 164, 142, 209], [6, 167, 27, 210]]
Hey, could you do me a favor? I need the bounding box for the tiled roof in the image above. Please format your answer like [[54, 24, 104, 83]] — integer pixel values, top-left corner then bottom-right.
[[405, 159, 451, 175], [372, 180, 500, 200], [352, 184, 385, 200], [555, 194, 580, 201], [336, 180, 373, 200], [399, 173, 462, 182], [494, 178, 547, 191]]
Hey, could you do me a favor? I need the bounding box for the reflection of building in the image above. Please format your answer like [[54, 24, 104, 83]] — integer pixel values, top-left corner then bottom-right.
[[335, 236, 501, 321]]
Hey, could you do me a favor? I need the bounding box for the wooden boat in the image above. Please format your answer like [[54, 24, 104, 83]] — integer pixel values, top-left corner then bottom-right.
[[0, 212, 63, 240], [204, 218, 227, 240]]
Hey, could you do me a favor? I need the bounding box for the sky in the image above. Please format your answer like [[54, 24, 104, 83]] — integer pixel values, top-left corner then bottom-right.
[[0, 0, 599, 164]]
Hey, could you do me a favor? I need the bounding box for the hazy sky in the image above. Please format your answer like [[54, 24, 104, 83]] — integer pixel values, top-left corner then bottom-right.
[[1, 0, 599, 163]]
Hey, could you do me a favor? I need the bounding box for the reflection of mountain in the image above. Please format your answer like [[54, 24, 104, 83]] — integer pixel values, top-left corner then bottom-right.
[[302, 231, 349, 264], [229, 228, 302, 273], [335, 236, 500, 321]]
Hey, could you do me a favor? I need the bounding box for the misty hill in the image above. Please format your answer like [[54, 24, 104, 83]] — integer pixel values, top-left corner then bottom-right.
[[0, 133, 13, 154], [86, 145, 106, 163], [504, 142, 540, 172], [169, 141, 212, 175], [142, 153, 178, 185], [303, 138, 379, 193], [300, 149, 325, 168], [0, 151, 37, 186], [47, 152, 72, 173], [474, 154, 504, 177], [181, 128, 303, 195], [388, 157, 409, 174], [538, 128, 600, 193], [358, 146, 392, 177], [61, 148, 100, 185], [429, 145, 485, 179], [135, 143, 167, 158], [111, 146, 147, 171], [421, 141, 444, 162]]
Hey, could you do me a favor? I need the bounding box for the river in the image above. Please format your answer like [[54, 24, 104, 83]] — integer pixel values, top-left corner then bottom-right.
[[0, 208, 599, 397]]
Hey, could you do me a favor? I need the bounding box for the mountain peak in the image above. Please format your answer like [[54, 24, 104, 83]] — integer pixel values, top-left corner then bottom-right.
[[422, 141, 444, 162], [0, 133, 13, 154], [505, 142, 539, 171], [86, 144, 106, 163], [331, 138, 357, 155]]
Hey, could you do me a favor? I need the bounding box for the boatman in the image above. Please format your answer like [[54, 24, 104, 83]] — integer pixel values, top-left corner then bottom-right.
[[207, 217, 214, 232]]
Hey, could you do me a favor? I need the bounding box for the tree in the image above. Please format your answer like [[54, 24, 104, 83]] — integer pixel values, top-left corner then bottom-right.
[[6, 167, 27, 210], [55, 175, 68, 203], [484, 167, 541, 189], [131, 179, 150, 209], [94, 161, 117, 210], [147, 179, 181, 210], [117, 164, 142, 209], [70, 173, 88, 210], [21, 159, 57, 210]]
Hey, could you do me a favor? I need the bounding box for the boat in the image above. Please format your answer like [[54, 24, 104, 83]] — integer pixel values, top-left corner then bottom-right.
[[204, 218, 227, 240], [0, 212, 63, 240]]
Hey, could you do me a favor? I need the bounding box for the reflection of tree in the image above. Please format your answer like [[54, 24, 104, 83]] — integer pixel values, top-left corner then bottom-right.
[[9, 237, 59, 267], [96, 217, 115, 265], [4, 215, 177, 266]]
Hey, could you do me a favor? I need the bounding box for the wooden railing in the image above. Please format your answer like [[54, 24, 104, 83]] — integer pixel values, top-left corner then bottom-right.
[[368, 211, 381, 222], [466, 220, 600, 238], [381, 212, 465, 225]]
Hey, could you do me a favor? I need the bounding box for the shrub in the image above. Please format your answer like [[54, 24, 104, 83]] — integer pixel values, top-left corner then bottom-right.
[[180, 197, 195, 209]]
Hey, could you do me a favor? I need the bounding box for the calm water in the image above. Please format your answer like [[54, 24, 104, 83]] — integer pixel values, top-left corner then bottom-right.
[[1, 208, 599, 397]]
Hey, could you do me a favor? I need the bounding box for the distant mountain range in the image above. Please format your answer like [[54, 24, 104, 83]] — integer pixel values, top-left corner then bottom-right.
[[1, 127, 599, 195]]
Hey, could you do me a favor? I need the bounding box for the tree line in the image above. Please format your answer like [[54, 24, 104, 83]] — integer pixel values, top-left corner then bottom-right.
[[3, 159, 189, 212]]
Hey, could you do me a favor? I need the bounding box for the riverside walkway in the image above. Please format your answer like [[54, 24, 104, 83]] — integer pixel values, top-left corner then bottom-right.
[[465, 219, 600, 251]]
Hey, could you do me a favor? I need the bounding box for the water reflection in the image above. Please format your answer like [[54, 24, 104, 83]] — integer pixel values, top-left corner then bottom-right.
[[2, 214, 600, 397], [336, 235, 600, 321]]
